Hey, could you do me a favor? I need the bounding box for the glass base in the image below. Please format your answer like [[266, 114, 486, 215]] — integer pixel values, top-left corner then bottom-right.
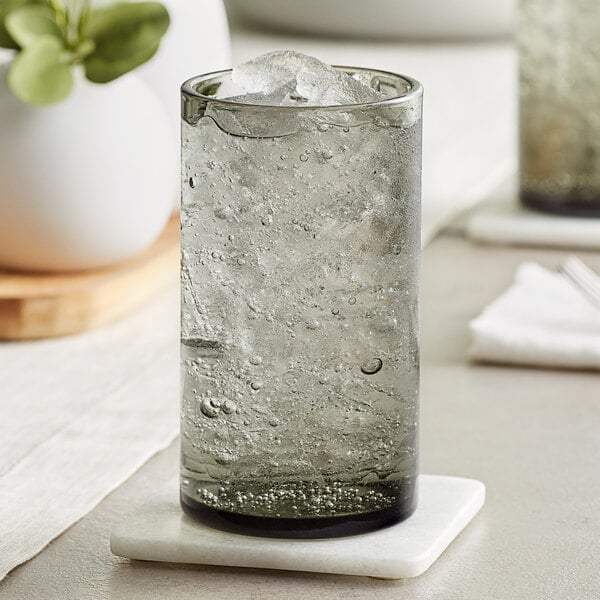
[[180, 488, 418, 539], [521, 190, 600, 217]]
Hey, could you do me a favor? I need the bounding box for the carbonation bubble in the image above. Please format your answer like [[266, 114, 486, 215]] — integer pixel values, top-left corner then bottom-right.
[[331, 308, 339, 315], [250, 381, 263, 391], [221, 399, 237, 414], [299, 153, 309, 162], [214, 206, 233, 220], [348, 297, 357, 305], [188, 177, 197, 188], [373, 317, 397, 333], [360, 358, 383, 375], [200, 398, 219, 418]]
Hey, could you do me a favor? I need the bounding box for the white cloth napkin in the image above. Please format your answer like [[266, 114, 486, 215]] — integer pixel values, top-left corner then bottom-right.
[[0, 286, 179, 581], [469, 263, 600, 370]]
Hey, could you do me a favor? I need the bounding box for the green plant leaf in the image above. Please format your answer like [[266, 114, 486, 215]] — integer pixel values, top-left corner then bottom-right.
[[8, 35, 73, 105], [5, 5, 63, 48], [0, 0, 43, 49], [84, 2, 169, 83]]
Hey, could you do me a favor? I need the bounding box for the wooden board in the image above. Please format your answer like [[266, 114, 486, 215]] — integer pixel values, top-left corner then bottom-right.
[[0, 216, 179, 340]]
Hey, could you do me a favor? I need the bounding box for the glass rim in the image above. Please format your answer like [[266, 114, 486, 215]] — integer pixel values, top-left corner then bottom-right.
[[181, 66, 423, 111]]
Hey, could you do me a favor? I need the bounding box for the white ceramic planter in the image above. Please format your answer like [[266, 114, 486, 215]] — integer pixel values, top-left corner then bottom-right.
[[225, 0, 516, 40], [0, 65, 177, 272], [120, 0, 232, 134]]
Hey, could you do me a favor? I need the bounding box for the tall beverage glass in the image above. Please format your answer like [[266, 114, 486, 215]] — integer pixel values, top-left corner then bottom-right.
[[180, 67, 423, 538], [519, 0, 600, 216]]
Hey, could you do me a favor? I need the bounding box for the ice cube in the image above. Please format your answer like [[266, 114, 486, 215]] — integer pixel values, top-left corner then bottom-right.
[[231, 51, 303, 94], [230, 51, 385, 107], [224, 83, 298, 106]]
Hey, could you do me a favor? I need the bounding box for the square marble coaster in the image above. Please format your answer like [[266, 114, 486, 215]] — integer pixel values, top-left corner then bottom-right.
[[466, 193, 600, 250], [110, 475, 485, 579]]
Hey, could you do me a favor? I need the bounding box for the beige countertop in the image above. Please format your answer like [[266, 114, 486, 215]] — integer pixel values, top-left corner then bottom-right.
[[3, 232, 599, 600]]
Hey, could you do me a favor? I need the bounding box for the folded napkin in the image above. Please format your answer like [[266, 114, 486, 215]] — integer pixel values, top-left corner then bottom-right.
[[0, 286, 179, 581], [469, 263, 600, 370]]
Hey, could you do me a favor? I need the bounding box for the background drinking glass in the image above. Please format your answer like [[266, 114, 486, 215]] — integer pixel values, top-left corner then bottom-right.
[[519, 0, 600, 216], [180, 68, 423, 537]]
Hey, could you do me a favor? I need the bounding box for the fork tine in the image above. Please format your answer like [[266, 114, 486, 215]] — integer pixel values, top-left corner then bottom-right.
[[564, 256, 600, 294], [561, 256, 600, 308]]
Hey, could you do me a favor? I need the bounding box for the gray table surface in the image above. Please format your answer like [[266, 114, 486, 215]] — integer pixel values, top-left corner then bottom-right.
[[3, 233, 599, 600]]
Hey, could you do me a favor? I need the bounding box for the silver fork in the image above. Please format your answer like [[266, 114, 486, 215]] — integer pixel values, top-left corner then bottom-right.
[[561, 255, 600, 308]]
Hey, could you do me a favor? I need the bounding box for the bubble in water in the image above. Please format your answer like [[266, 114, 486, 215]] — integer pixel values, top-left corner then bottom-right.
[[299, 153, 309, 162], [331, 307, 339, 315], [214, 206, 233, 220], [348, 297, 357, 305], [221, 399, 237, 414], [250, 381, 263, 391], [249, 355, 262, 365], [200, 398, 219, 418], [188, 176, 197, 188], [373, 316, 397, 333], [360, 358, 383, 375]]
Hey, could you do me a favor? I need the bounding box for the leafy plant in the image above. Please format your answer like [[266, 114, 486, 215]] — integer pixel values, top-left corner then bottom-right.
[[0, 0, 169, 105]]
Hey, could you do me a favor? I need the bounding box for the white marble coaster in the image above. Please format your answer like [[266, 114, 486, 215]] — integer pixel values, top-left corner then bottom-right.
[[110, 475, 485, 579], [466, 193, 600, 250]]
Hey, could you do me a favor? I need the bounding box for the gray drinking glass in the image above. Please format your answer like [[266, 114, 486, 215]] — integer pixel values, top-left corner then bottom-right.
[[519, 0, 600, 216], [180, 67, 423, 538]]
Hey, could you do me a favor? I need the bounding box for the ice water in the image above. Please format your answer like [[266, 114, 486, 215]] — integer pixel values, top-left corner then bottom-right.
[[180, 53, 422, 535], [519, 0, 600, 214]]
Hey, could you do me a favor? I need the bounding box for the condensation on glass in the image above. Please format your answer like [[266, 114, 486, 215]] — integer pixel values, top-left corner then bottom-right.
[[180, 68, 423, 538], [519, 0, 600, 216]]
